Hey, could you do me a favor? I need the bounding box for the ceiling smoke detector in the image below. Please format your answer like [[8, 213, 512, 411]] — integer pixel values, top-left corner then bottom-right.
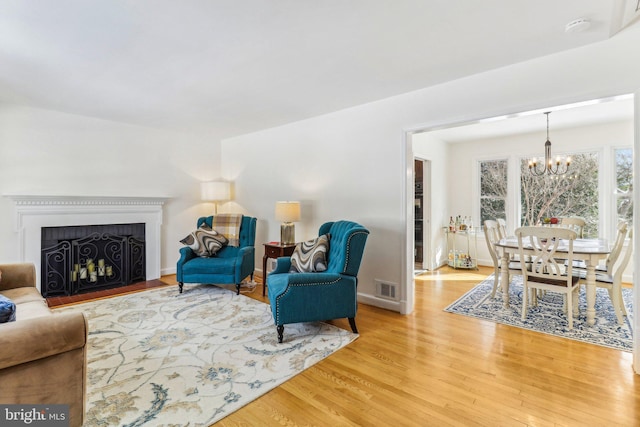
[[565, 18, 591, 33]]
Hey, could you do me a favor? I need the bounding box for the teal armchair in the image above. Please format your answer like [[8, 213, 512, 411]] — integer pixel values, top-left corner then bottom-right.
[[177, 215, 257, 295], [267, 220, 369, 343]]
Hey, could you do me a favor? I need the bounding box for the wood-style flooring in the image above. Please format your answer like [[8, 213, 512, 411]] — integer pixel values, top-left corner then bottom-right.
[[50, 267, 640, 426]]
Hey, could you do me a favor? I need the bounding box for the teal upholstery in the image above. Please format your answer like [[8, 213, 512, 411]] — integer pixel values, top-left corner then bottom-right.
[[268, 220, 369, 343], [177, 215, 257, 294]]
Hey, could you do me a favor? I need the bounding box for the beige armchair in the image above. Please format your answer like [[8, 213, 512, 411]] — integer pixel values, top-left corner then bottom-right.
[[0, 263, 87, 427]]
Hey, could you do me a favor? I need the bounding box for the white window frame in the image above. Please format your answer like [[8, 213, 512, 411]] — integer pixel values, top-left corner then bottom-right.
[[474, 156, 513, 232], [612, 145, 634, 238], [475, 147, 626, 241]]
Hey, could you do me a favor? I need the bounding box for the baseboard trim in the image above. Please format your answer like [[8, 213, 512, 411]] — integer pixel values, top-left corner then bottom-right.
[[357, 292, 402, 313], [161, 267, 177, 276]]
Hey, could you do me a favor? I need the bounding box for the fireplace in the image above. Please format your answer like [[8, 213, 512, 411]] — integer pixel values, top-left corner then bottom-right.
[[6, 195, 167, 293], [41, 223, 146, 297]]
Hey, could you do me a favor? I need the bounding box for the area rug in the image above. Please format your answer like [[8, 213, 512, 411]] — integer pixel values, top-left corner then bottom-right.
[[55, 285, 357, 426], [444, 274, 633, 352]]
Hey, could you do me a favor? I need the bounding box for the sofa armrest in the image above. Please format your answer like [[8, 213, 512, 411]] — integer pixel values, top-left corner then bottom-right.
[[0, 263, 36, 292], [0, 311, 87, 370]]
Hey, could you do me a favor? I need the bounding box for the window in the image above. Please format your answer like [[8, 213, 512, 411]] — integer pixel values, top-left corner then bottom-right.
[[519, 152, 599, 237], [479, 159, 508, 226], [614, 147, 633, 225]]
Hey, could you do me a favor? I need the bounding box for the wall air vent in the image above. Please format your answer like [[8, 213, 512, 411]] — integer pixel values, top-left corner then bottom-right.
[[375, 279, 398, 301]]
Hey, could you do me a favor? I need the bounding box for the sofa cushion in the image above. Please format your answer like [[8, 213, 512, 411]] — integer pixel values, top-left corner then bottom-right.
[[182, 255, 237, 276], [1, 287, 46, 305], [0, 294, 16, 323], [290, 234, 330, 273], [180, 224, 228, 257], [15, 300, 51, 321]]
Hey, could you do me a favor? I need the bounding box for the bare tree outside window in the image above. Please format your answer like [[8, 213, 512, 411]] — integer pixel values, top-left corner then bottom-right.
[[480, 160, 507, 226], [520, 152, 599, 237], [615, 148, 633, 225]]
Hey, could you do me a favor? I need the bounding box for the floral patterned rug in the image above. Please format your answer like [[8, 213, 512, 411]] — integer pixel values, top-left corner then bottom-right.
[[55, 284, 357, 426], [444, 274, 633, 352]]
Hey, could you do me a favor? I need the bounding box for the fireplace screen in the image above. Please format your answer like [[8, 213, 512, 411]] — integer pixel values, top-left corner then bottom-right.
[[41, 223, 146, 297]]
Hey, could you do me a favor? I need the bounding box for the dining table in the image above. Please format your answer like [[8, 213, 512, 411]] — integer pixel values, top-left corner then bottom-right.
[[495, 236, 610, 326]]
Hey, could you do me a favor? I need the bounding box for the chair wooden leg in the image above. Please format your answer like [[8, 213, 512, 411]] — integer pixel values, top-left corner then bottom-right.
[[567, 290, 573, 330], [236, 283, 241, 295], [179, 282, 183, 293], [490, 266, 500, 298], [609, 287, 625, 324], [348, 317, 358, 334], [277, 325, 284, 343], [521, 284, 528, 321], [619, 290, 628, 316]]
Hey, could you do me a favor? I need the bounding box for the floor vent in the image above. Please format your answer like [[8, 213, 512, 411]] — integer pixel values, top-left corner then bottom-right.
[[375, 279, 398, 300]]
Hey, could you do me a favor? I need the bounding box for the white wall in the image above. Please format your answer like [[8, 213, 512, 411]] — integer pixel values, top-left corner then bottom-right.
[[1, 19, 638, 369], [0, 105, 222, 273], [222, 23, 640, 317]]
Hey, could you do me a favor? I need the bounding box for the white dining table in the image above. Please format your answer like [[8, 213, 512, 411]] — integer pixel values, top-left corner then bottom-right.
[[495, 236, 610, 326]]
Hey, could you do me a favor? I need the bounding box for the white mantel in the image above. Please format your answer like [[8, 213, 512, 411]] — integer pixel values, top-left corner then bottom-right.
[[6, 195, 169, 291]]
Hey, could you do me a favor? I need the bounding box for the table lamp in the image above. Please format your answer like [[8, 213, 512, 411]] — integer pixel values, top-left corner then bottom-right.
[[201, 181, 231, 214], [275, 201, 300, 244]]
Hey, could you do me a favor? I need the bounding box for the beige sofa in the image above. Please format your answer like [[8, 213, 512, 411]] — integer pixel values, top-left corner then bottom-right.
[[0, 263, 87, 427]]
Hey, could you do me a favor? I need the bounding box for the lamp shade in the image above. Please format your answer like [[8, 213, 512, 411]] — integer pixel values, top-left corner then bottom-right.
[[200, 181, 230, 201], [275, 201, 301, 222]]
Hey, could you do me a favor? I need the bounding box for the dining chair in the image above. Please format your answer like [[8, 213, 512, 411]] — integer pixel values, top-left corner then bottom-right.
[[558, 217, 586, 238], [515, 226, 580, 329], [495, 218, 508, 240], [574, 221, 628, 276], [484, 220, 522, 298], [588, 229, 633, 324]]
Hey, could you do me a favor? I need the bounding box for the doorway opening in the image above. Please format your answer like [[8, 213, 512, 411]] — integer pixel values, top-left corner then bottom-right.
[[414, 158, 430, 275], [403, 93, 636, 317]]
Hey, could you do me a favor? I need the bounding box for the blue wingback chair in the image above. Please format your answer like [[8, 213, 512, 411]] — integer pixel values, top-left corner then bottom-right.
[[177, 215, 257, 295], [267, 220, 369, 343]]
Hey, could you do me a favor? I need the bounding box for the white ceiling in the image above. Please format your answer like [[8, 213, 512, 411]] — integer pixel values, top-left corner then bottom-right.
[[0, 0, 635, 139], [426, 94, 635, 143]]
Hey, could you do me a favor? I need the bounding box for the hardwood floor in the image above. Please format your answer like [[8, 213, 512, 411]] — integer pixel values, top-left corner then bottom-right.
[[55, 267, 640, 425], [217, 266, 640, 426]]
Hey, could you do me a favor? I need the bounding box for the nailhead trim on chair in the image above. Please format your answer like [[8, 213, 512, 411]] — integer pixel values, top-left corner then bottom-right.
[[274, 277, 342, 324]]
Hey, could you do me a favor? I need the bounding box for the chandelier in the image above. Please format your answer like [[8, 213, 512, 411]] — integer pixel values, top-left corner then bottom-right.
[[528, 112, 571, 176]]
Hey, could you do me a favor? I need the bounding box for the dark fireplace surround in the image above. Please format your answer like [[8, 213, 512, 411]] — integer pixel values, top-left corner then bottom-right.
[[41, 223, 146, 297]]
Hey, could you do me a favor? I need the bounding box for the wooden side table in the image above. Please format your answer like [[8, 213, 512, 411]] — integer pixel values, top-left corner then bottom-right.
[[262, 242, 296, 296]]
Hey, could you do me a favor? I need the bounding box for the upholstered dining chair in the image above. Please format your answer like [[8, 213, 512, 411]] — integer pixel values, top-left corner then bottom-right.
[[267, 220, 369, 343], [177, 215, 257, 295], [484, 220, 522, 298], [588, 229, 633, 324], [516, 226, 580, 329]]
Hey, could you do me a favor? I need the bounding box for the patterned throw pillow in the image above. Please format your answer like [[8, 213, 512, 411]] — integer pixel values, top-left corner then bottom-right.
[[289, 234, 330, 273], [0, 294, 16, 323], [180, 224, 228, 257]]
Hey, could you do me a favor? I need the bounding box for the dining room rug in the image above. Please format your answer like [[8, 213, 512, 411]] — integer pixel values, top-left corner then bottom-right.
[[444, 274, 633, 352], [55, 284, 357, 426]]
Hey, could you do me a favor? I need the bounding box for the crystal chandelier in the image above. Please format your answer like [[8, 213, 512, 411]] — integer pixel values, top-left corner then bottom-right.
[[528, 112, 571, 176]]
